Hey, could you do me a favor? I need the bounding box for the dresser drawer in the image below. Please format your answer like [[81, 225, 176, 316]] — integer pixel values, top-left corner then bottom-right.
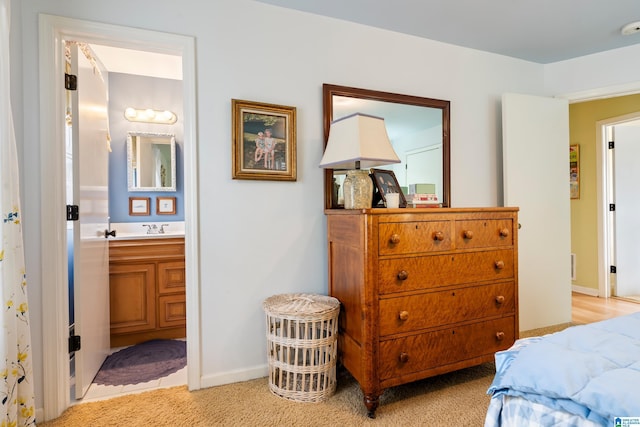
[[379, 249, 514, 294], [455, 219, 513, 249], [379, 221, 452, 255], [378, 317, 515, 381], [379, 282, 515, 336]]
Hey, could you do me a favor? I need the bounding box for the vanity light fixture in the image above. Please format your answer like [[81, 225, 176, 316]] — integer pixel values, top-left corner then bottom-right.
[[124, 107, 177, 124], [319, 113, 400, 209]]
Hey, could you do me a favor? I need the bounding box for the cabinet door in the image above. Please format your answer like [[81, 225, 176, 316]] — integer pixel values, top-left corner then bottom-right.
[[109, 262, 156, 334], [158, 260, 186, 294]]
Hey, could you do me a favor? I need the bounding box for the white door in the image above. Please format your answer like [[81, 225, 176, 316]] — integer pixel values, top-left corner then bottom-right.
[[502, 93, 572, 331], [406, 145, 442, 199], [612, 124, 640, 298], [70, 44, 111, 399]]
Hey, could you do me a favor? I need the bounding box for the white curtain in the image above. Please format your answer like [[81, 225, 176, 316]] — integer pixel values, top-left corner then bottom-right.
[[0, 0, 36, 425]]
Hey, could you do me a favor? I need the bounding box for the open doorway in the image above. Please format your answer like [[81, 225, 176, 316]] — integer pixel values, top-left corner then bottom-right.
[[66, 41, 188, 402], [39, 15, 200, 421], [597, 114, 640, 302]]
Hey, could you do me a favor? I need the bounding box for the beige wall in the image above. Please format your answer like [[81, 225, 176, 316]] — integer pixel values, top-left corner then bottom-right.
[[569, 93, 640, 290]]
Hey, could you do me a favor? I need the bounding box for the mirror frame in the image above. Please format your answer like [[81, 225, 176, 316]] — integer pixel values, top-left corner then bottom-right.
[[127, 131, 177, 192], [323, 84, 450, 209]]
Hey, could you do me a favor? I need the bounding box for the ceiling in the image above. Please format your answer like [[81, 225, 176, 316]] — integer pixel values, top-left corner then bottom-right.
[[89, 44, 182, 80], [89, 1, 640, 77], [255, 0, 640, 64]]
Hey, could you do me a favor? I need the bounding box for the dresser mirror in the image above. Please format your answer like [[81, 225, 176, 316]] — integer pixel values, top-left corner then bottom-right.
[[127, 132, 176, 192], [323, 84, 450, 209]]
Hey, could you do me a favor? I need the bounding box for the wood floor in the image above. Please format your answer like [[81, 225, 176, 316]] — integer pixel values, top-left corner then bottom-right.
[[572, 291, 640, 324]]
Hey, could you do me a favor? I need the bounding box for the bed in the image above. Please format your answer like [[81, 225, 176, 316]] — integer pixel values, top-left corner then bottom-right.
[[485, 311, 640, 427]]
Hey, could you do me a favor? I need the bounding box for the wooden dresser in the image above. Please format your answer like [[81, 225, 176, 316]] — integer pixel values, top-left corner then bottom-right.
[[108, 237, 186, 347], [325, 207, 519, 417]]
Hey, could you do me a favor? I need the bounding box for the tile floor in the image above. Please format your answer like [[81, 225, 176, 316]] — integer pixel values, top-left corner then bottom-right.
[[77, 365, 187, 403], [74, 340, 187, 404]]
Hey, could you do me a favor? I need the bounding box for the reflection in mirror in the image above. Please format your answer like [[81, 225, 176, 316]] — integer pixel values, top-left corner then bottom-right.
[[127, 132, 176, 192], [323, 84, 450, 209]]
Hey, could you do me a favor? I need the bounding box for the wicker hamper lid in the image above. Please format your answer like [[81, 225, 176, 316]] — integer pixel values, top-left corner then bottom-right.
[[263, 293, 339, 317]]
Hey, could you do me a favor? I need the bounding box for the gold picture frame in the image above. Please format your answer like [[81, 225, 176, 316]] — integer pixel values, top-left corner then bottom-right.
[[232, 99, 297, 181], [570, 144, 579, 199]]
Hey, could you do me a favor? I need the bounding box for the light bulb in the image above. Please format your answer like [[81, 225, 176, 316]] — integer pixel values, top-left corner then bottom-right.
[[124, 107, 137, 119]]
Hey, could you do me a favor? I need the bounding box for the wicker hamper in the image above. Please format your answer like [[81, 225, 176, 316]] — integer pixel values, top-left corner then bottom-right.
[[263, 293, 340, 402]]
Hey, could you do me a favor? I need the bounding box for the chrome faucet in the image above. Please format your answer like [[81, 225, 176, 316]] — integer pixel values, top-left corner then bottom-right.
[[159, 224, 169, 234], [143, 224, 158, 234]]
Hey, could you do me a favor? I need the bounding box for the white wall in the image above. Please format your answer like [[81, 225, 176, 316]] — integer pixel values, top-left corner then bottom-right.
[[544, 43, 640, 98], [14, 0, 640, 412]]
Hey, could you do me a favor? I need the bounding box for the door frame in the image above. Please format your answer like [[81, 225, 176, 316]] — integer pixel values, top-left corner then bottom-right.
[[559, 82, 640, 299], [38, 15, 200, 421], [404, 144, 442, 198], [595, 112, 640, 298]]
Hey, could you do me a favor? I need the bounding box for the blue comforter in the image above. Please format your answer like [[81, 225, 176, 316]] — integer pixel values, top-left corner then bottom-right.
[[487, 312, 640, 426]]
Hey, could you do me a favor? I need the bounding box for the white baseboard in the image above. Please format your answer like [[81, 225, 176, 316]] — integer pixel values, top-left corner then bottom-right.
[[199, 364, 268, 389], [571, 284, 599, 297]]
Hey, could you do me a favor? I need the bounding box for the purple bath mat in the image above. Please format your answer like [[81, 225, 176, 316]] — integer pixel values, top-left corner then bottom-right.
[[93, 339, 186, 386]]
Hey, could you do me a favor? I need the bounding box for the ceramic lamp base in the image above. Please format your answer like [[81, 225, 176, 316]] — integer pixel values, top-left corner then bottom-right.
[[343, 169, 373, 209]]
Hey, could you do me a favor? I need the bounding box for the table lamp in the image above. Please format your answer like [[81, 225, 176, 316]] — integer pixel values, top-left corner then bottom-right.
[[320, 113, 400, 209]]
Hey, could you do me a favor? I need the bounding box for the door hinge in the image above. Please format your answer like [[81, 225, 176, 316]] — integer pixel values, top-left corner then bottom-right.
[[65, 73, 77, 91], [68, 335, 81, 353], [609, 203, 615, 211], [610, 265, 617, 274], [608, 141, 615, 149], [66, 205, 79, 221]]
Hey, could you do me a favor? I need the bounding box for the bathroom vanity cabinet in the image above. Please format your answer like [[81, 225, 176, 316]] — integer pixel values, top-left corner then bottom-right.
[[108, 237, 186, 347]]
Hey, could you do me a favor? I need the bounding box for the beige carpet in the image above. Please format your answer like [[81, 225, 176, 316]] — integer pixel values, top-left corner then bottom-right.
[[40, 324, 571, 427]]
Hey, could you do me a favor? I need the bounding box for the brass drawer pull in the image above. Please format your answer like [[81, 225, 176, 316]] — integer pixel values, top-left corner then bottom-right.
[[390, 234, 400, 244], [495, 331, 505, 341], [398, 310, 409, 321], [499, 228, 510, 238], [397, 270, 409, 281], [495, 295, 505, 304], [432, 231, 444, 241], [463, 230, 474, 239], [399, 352, 409, 363], [494, 260, 505, 270]]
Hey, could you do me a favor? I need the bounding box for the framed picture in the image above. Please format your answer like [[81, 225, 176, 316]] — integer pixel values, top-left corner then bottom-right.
[[371, 169, 407, 208], [129, 197, 150, 216], [570, 144, 580, 199], [232, 99, 297, 181], [157, 196, 176, 215]]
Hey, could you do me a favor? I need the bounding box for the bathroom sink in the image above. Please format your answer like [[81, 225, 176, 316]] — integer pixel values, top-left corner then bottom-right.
[[113, 232, 184, 240], [110, 222, 185, 239]]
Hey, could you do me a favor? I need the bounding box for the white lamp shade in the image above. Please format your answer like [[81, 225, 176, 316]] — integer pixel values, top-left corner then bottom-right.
[[319, 113, 400, 169]]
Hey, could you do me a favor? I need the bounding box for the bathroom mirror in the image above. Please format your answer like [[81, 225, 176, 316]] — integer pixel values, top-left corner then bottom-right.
[[323, 84, 450, 209], [127, 132, 177, 192]]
